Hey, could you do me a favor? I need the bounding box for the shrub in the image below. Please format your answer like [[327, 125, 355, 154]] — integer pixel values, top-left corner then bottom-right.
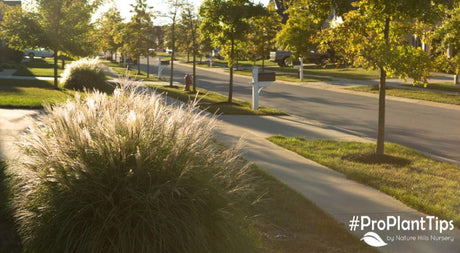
[[8, 84, 252, 253], [60, 58, 113, 93]]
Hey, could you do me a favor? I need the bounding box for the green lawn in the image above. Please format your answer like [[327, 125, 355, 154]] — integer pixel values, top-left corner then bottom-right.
[[408, 82, 460, 92], [13, 67, 63, 77], [109, 66, 162, 82], [349, 85, 460, 105], [12, 58, 64, 77], [268, 136, 460, 227], [150, 85, 285, 115], [0, 79, 73, 108]]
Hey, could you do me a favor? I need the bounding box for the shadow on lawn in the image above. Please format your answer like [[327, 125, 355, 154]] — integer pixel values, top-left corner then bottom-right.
[[24, 59, 55, 69], [0, 79, 56, 92]]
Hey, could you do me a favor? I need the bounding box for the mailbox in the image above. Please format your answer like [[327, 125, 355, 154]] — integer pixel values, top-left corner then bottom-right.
[[292, 60, 301, 66], [258, 72, 276, 82]]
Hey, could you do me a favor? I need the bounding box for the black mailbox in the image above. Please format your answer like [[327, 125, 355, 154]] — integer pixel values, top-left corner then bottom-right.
[[160, 60, 170, 65], [292, 60, 301, 66], [258, 72, 276, 82]]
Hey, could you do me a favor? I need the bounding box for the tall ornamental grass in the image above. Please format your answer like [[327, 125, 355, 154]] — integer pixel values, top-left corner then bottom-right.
[[60, 57, 113, 93], [9, 84, 252, 252]]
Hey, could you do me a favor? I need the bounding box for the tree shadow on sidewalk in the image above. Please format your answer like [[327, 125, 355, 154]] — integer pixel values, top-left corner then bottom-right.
[[0, 161, 21, 253]]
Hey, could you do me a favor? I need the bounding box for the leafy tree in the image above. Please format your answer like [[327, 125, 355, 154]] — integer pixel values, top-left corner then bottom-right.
[[247, 2, 280, 71], [38, 0, 101, 88], [181, 1, 200, 92], [166, 0, 185, 87], [94, 7, 123, 62], [431, 3, 460, 85], [276, 0, 330, 59], [1, 0, 101, 88], [122, 0, 154, 75], [199, 0, 264, 103], [318, 0, 445, 155]]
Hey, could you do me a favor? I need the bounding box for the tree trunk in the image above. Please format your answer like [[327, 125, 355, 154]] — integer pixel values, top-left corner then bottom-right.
[[228, 37, 234, 103], [170, 21, 175, 87], [53, 50, 58, 89], [61, 57, 65, 69], [147, 51, 150, 78], [192, 26, 197, 92], [137, 55, 141, 75], [376, 17, 390, 155]]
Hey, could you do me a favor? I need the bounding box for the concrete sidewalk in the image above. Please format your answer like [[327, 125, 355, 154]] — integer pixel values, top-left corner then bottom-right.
[[214, 115, 460, 253]]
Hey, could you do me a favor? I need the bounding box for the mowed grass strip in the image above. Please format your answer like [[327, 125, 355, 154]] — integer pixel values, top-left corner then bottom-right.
[[0, 79, 72, 108], [349, 85, 460, 105], [150, 85, 285, 115], [268, 136, 460, 227], [13, 58, 66, 77], [13, 67, 63, 77]]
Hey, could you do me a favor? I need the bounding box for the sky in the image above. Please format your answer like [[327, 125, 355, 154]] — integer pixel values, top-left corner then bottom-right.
[[97, 0, 270, 25]]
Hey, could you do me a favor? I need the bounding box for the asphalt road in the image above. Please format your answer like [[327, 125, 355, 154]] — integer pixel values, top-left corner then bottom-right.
[[139, 57, 460, 164]]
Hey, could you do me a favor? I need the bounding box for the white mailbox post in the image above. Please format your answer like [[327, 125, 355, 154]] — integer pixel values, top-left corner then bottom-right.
[[293, 57, 304, 82], [157, 57, 170, 79], [250, 67, 275, 110]]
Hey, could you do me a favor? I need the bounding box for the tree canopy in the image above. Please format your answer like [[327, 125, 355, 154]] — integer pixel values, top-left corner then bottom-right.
[[199, 0, 265, 102]]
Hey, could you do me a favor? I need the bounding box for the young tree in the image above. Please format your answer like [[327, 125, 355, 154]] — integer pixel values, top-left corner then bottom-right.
[[94, 7, 123, 62], [276, 0, 330, 60], [123, 0, 154, 75], [247, 2, 280, 71], [0, 5, 44, 50], [39, 0, 101, 88], [431, 3, 460, 85], [318, 0, 443, 155], [1, 0, 101, 88], [182, 1, 200, 92], [199, 0, 264, 103], [166, 0, 184, 87]]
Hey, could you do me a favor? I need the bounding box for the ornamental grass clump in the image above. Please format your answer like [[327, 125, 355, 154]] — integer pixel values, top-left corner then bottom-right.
[[9, 84, 252, 252], [60, 57, 113, 93]]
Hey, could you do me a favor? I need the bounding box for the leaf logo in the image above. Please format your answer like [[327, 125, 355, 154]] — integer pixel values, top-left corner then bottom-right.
[[360, 232, 388, 247]]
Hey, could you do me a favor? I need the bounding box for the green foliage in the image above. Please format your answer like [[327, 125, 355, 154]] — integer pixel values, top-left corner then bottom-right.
[[120, 0, 154, 59], [0, 5, 44, 51], [61, 58, 111, 93], [276, 0, 330, 58], [94, 7, 123, 55], [318, 0, 435, 84], [199, 0, 265, 67], [37, 0, 101, 57], [246, 2, 280, 63], [9, 85, 254, 252], [430, 3, 460, 76]]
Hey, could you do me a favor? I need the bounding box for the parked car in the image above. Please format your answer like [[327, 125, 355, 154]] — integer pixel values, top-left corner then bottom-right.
[[24, 48, 54, 59]]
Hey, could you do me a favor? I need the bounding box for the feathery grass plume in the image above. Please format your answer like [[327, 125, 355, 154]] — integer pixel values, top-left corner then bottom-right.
[[60, 57, 113, 93], [9, 81, 254, 253]]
